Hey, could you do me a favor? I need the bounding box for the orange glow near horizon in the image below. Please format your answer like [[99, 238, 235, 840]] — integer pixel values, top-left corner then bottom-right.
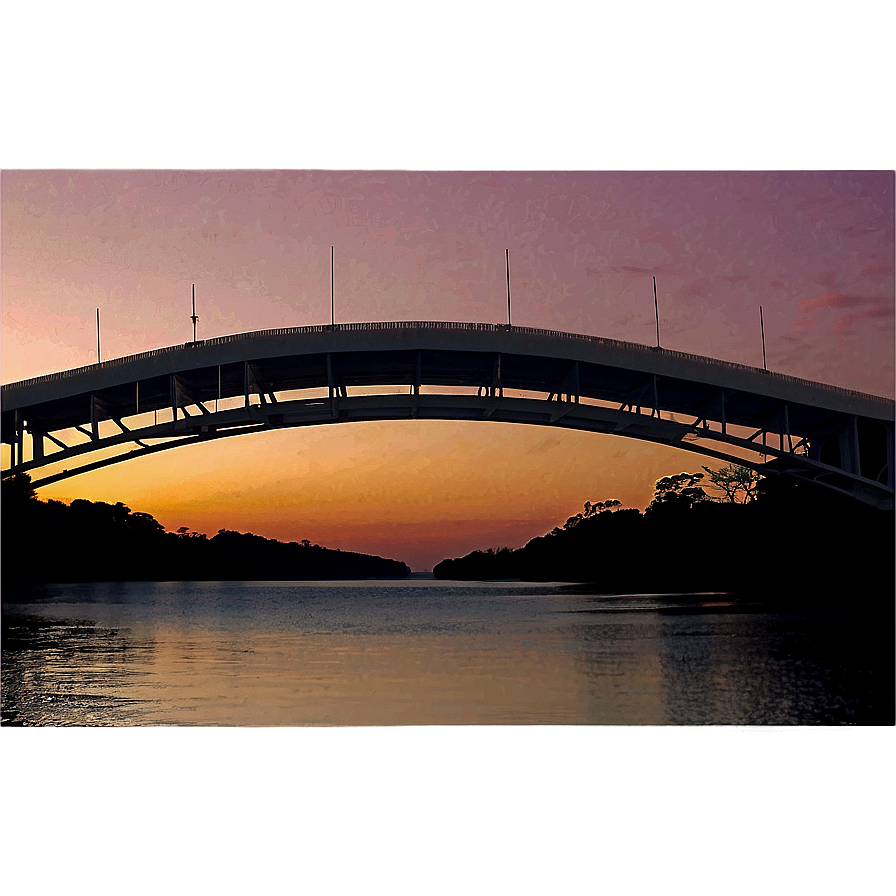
[[34, 419, 693, 571]]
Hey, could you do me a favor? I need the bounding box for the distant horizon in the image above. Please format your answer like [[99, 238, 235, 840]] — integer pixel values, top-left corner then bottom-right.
[[10, 467, 669, 574]]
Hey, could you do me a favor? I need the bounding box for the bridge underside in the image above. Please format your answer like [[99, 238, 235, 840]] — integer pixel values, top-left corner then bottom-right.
[[2, 330, 893, 509]]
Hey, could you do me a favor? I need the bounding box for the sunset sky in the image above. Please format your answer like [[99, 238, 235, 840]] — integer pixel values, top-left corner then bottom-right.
[[2, 170, 893, 569]]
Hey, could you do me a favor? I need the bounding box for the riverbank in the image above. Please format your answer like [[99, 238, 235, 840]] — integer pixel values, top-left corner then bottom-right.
[[1, 475, 411, 586], [433, 478, 894, 602]]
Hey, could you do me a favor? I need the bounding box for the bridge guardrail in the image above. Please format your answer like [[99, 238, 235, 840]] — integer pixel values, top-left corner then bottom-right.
[[2, 320, 892, 408]]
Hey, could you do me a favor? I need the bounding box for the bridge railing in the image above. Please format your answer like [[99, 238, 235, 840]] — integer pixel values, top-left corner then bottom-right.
[[3, 320, 891, 408]]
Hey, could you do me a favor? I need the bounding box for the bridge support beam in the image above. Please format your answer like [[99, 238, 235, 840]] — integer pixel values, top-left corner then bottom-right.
[[2, 324, 892, 510], [326, 353, 345, 417], [412, 351, 421, 418], [620, 377, 656, 416], [44, 431, 69, 451], [12, 410, 22, 468], [556, 362, 579, 404], [839, 417, 861, 476], [90, 394, 99, 440], [887, 426, 895, 488], [3, 390, 892, 510], [29, 428, 44, 462], [246, 362, 274, 407], [492, 354, 503, 399]]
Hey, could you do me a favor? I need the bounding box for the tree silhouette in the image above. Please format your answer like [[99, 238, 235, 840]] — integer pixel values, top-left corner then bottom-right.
[[1, 472, 37, 506], [1, 477, 409, 583], [553, 498, 624, 534], [701, 464, 761, 503], [646, 472, 708, 514]]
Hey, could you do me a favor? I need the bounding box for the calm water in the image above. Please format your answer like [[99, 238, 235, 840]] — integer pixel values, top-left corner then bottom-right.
[[1, 580, 888, 725]]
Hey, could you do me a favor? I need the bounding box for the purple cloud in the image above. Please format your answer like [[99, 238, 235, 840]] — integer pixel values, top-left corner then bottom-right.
[[859, 261, 895, 279], [798, 290, 871, 312], [793, 291, 893, 338], [864, 301, 895, 319]]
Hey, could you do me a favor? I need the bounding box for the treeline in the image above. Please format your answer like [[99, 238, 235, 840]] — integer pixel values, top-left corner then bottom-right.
[[433, 469, 895, 598], [1, 475, 409, 587]]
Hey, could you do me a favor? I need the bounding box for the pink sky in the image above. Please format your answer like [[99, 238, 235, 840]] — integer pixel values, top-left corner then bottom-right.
[[4, 171, 893, 391], [2, 171, 893, 569]]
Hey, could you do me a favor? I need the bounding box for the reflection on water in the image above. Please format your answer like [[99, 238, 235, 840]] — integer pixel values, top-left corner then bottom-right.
[[1, 581, 889, 725], [1, 611, 157, 726]]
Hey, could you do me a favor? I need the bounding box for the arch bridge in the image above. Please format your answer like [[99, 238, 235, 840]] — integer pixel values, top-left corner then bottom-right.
[[2, 321, 893, 509]]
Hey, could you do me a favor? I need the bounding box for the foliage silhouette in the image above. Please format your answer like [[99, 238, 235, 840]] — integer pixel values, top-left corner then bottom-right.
[[1, 475, 409, 587], [434, 471, 894, 600], [645, 471, 709, 517], [701, 464, 761, 503]]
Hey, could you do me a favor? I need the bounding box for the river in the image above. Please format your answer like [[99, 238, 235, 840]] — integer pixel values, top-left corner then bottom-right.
[[1, 579, 889, 725]]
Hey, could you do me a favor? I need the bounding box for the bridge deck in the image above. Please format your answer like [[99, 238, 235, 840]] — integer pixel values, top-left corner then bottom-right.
[[2, 322, 893, 506], [3, 320, 891, 415]]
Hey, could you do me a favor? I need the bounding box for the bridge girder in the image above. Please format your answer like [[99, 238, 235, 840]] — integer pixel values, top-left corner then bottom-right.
[[2, 322, 893, 508]]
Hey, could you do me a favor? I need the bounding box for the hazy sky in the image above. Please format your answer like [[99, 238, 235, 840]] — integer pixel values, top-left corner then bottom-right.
[[2, 170, 893, 569], [4, 171, 894, 388]]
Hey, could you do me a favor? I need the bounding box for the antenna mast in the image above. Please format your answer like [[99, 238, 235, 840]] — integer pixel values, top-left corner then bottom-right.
[[760, 305, 767, 370], [331, 247, 335, 327], [505, 248, 512, 326], [190, 283, 199, 342], [653, 277, 661, 348], [96, 308, 101, 363]]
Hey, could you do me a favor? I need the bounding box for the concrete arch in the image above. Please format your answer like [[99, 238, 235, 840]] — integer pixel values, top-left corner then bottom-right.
[[3, 322, 894, 508]]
